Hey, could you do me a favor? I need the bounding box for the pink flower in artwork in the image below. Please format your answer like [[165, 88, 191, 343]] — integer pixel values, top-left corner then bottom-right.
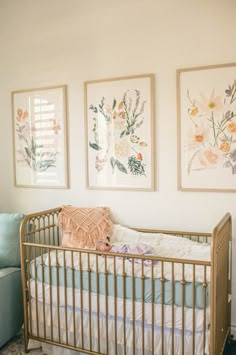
[[16, 109, 29, 122], [196, 90, 224, 113], [197, 148, 221, 169], [17, 109, 23, 118], [95, 155, 106, 172]]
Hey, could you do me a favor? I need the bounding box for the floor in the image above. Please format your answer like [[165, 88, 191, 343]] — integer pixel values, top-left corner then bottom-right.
[[224, 341, 236, 355], [0, 330, 43, 355], [1, 331, 236, 355]]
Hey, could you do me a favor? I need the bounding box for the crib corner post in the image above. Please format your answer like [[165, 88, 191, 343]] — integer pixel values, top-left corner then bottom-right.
[[24, 332, 30, 353]]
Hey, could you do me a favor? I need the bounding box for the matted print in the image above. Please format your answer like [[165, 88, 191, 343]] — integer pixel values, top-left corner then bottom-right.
[[84, 74, 155, 190], [12, 85, 69, 188], [177, 63, 236, 192]]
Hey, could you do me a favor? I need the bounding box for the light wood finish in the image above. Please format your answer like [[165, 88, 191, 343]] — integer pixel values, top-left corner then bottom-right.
[[20, 208, 232, 354]]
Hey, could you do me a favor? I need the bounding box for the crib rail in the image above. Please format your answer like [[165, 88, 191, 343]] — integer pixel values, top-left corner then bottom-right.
[[20, 208, 231, 355], [210, 212, 232, 355]]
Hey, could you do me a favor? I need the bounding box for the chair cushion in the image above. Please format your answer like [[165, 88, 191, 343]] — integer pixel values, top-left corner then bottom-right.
[[0, 213, 24, 268]]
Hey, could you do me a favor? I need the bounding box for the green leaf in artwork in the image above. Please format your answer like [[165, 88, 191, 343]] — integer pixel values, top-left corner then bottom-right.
[[24, 147, 32, 159], [120, 130, 126, 138], [89, 104, 98, 113], [112, 98, 117, 110], [31, 137, 36, 155], [128, 155, 146, 176], [115, 159, 128, 174], [89, 142, 102, 150], [110, 157, 116, 171]]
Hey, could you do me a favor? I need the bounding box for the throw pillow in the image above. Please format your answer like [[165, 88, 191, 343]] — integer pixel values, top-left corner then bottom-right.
[[57, 206, 112, 248]]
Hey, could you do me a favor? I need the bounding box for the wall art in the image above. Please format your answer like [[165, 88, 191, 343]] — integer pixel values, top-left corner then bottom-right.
[[177, 63, 236, 192], [84, 74, 155, 190], [12, 85, 69, 188]]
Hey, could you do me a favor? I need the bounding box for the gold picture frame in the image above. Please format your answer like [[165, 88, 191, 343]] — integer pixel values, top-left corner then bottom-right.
[[84, 74, 155, 191], [12, 85, 69, 188]]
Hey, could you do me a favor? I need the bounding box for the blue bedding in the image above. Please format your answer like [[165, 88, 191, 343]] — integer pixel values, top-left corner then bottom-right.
[[30, 261, 209, 309]]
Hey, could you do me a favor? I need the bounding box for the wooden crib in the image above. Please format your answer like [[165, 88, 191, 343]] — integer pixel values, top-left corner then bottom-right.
[[20, 207, 232, 355]]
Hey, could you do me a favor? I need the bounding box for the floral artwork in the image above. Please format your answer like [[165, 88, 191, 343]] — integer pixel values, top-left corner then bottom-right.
[[177, 63, 236, 191], [12, 86, 68, 188], [85, 75, 154, 190], [15, 108, 61, 172]]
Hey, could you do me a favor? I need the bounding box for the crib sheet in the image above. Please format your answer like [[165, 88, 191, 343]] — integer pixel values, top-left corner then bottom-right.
[[30, 256, 209, 309]]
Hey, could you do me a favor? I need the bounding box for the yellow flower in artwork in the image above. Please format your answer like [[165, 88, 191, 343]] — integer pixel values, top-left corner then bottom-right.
[[189, 107, 199, 117], [227, 122, 236, 133], [115, 138, 130, 159], [219, 142, 231, 153]]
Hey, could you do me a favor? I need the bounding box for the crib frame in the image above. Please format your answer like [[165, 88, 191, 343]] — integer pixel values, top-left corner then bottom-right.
[[20, 208, 232, 355]]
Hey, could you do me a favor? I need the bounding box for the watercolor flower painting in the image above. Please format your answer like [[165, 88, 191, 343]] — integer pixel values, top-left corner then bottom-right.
[[85, 75, 154, 190], [185, 81, 236, 175], [15, 108, 61, 172], [13, 86, 68, 188], [89, 89, 148, 177]]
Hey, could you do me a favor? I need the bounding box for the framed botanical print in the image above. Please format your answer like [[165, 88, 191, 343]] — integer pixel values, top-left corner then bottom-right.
[[177, 63, 236, 192], [12, 85, 69, 188], [84, 74, 155, 191]]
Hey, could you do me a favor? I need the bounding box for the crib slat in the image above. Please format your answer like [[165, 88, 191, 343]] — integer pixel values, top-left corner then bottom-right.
[[27, 243, 32, 335], [181, 263, 185, 354], [48, 247, 54, 342], [104, 255, 109, 354], [171, 262, 175, 355], [71, 251, 76, 347], [34, 240, 39, 338], [203, 265, 207, 354], [40, 247, 46, 339], [141, 259, 145, 355], [122, 257, 126, 355], [161, 261, 164, 354], [192, 264, 196, 355], [63, 250, 68, 345], [113, 256, 118, 355], [151, 260, 154, 354], [88, 253, 92, 351], [55, 249, 61, 343], [132, 258, 135, 355], [96, 254, 100, 353], [79, 251, 84, 349]]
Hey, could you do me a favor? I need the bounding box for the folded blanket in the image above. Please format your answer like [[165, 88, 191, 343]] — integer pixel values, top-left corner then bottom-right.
[[57, 205, 113, 248], [110, 242, 158, 266]]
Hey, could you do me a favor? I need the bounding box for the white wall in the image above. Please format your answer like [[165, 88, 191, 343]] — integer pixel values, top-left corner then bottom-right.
[[1, 0, 236, 329]]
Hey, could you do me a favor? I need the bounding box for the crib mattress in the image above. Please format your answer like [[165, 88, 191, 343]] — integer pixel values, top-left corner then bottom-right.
[[30, 258, 209, 309]]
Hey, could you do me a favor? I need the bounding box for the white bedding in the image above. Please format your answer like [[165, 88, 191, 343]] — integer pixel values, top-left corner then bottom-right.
[[41, 225, 211, 282], [29, 280, 210, 354], [29, 280, 210, 332]]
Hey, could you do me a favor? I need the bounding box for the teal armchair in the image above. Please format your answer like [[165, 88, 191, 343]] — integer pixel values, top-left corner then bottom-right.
[[0, 213, 24, 348]]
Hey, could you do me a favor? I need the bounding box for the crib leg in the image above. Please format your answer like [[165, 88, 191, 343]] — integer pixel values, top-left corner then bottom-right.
[[24, 334, 30, 353]]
